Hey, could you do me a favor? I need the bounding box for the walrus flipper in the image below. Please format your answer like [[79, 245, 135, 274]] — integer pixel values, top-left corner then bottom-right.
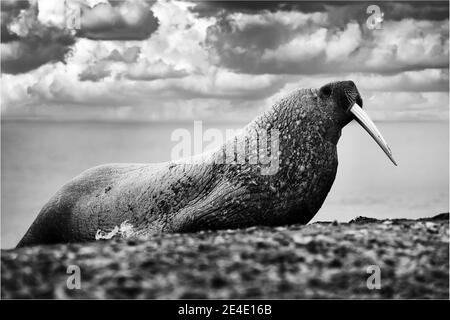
[[16, 163, 150, 248], [16, 197, 73, 247]]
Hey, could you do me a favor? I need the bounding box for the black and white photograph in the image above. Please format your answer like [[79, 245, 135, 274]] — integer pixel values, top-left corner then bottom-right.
[[0, 0, 449, 303]]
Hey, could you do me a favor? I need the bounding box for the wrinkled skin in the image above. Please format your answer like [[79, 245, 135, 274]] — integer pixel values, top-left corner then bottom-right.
[[17, 81, 362, 247]]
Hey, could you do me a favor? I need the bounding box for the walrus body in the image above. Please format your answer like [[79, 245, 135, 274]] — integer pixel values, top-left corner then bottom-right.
[[17, 81, 361, 247]]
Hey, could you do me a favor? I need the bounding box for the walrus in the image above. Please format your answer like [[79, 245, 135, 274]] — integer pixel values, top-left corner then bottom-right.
[[17, 80, 396, 247]]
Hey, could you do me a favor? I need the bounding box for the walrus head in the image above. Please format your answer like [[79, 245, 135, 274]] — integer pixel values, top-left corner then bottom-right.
[[318, 80, 397, 166]]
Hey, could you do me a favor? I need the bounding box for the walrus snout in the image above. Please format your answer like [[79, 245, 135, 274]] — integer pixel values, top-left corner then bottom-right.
[[319, 80, 396, 165], [339, 81, 397, 166], [319, 80, 362, 113], [355, 95, 363, 108], [339, 80, 362, 112]]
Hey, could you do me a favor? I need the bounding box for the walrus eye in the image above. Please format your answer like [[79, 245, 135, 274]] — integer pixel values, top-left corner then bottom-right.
[[319, 85, 332, 98]]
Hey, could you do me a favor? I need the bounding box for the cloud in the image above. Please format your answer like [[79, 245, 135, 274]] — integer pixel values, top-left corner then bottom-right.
[[1, 0, 30, 43], [206, 10, 328, 54], [76, 0, 159, 40], [78, 60, 111, 81], [1, 0, 160, 74], [123, 58, 189, 81], [1, 0, 448, 123], [352, 69, 448, 93], [206, 11, 449, 75], [2, 53, 285, 111], [383, 2, 449, 21], [364, 19, 449, 73], [77, 46, 141, 81], [361, 91, 449, 121], [4, 67, 447, 122], [149, 69, 285, 101], [190, 1, 449, 22], [1, 2, 76, 74], [107, 46, 141, 63]]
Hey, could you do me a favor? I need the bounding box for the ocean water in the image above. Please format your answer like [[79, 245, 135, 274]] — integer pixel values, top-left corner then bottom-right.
[[1, 120, 448, 248]]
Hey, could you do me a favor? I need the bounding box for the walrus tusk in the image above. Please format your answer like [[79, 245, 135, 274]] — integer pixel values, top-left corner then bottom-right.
[[349, 103, 398, 166]]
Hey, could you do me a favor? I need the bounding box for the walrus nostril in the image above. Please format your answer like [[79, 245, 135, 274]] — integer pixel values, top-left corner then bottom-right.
[[342, 85, 362, 110]]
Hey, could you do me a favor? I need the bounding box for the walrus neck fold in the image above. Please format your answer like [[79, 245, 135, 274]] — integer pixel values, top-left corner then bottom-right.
[[247, 88, 345, 149], [234, 88, 340, 188]]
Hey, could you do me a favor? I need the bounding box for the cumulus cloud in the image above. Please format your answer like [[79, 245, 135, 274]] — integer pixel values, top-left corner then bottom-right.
[[78, 61, 111, 81], [148, 69, 285, 101], [76, 46, 141, 81], [343, 69, 448, 93], [76, 0, 159, 40], [206, 11, 449, 75], [1, 1, 76, 74], [1, 0, 160, 74], [1, 0, 30, 43], [190, 1, 449, 22], [1, 0, 448, 122], [361, 92, 449, 121], [364, 19, 449, 73], [107, 46, 141, 63], [4, 65, 447, 122], [123, 59, 189, 81]]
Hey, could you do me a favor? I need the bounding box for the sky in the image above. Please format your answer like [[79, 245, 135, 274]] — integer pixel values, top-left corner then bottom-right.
[[1, 0, 449, 122]]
